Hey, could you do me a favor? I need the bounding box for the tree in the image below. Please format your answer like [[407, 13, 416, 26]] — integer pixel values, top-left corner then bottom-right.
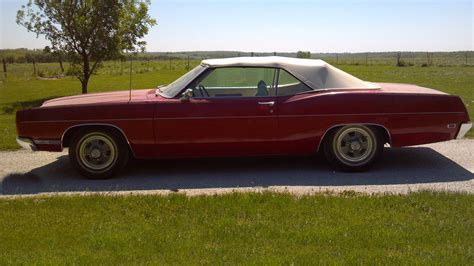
[[296, 51, 311, 59], [17, 0, 156, 93]]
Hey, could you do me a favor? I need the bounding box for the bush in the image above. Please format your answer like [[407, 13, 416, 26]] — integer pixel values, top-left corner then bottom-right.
[[65, 67, 79, 76], [396, 60, 413, 67], [37, 70, 46, 77]]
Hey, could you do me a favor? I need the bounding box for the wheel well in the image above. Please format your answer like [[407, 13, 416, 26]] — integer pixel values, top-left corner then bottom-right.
[[318, 124, 391, 152], [62, 125, 130, 149]]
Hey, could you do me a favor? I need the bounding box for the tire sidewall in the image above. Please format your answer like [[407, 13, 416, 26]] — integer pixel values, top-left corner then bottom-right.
[[324, 125, 383, 172], [69, 128, 129, 179]]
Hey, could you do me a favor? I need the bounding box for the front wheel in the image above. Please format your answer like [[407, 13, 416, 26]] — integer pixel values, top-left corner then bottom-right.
[[323, 125, 383, 172], [69, 128, 129, 179]]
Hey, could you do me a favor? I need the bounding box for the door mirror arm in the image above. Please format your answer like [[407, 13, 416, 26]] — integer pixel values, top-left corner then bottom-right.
[[180, 88, 193, 101]]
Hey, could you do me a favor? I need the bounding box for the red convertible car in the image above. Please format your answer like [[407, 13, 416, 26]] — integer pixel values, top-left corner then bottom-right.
[[16, 57, 471, 179]]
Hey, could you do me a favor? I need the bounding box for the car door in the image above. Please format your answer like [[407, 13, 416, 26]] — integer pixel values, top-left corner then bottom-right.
[[153, 67, 279, 158], [275, 69, 322, 155]]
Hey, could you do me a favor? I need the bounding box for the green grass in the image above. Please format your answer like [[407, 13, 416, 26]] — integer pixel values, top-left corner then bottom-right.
[[0, 62, 472, 150], [0, 192, 472, 264]]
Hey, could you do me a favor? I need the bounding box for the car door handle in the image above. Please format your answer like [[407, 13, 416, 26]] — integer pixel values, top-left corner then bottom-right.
[[258, 101, 275, 106]]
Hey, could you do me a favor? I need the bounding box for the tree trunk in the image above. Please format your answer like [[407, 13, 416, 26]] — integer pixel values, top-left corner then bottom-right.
[[81, 56, 90, 94], [396, 52, 401, 66], [59, 60, 64, 73], [2, 58, 6, 78], [81, 79, 88, 94]]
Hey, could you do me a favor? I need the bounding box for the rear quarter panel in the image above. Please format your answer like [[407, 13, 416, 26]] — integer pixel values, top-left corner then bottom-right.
[[277, 90, 469, 154]]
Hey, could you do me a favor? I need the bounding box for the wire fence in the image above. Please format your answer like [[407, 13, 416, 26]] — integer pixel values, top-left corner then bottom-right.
[[1, 51, 472, 81]]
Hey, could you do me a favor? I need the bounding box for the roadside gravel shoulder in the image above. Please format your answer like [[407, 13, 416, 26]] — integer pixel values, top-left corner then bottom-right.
[[0, 140, 472, 197]]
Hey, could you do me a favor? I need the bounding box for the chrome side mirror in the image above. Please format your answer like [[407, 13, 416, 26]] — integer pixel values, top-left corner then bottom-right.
[[180, 88, 193, 101]]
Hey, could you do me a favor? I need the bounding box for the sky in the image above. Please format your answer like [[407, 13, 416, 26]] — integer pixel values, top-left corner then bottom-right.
[[0, 0, 472, 53]]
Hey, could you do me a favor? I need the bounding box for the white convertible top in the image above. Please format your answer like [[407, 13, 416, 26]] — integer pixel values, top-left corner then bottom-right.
[[202, 56, 380, 90]]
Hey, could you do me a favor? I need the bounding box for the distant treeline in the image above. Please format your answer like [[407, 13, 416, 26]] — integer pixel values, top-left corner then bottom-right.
[[0, 48, 62, 63], [1, 48, 473, 66]]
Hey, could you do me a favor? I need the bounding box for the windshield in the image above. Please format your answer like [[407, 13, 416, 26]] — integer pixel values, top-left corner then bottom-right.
[[157, 65, 207, 98]]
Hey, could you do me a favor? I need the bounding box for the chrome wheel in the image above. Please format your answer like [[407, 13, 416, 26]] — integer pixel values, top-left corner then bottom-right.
[[333, 126, 375, 165], [78, 133, 117, 171]]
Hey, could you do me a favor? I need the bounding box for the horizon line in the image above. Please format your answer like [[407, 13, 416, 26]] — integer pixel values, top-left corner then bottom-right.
[[1, 48, 473, 54]]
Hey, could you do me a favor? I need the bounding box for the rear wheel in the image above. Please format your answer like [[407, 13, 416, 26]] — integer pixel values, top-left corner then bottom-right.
[[323, 125, 382, 172], [69, 128, 129, 179]]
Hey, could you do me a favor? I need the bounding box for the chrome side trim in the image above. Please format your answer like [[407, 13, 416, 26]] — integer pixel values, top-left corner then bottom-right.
[[151, 112, 465, 121], [33, 139, 62, 145], [60, 123, 137, 157], [456, 122, 472, 139], [316, 123, 392, 152], [17, 112, 464, 123], [16, 137, 38, 151], [19, 118, 152, 124]]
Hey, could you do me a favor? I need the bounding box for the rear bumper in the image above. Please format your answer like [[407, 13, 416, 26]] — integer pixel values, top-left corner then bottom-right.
[[456, 122, 472, 139], [16, 137, 38, 151]]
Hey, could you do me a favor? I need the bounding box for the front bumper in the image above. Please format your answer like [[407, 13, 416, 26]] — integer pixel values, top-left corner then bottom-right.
[[456, 122, 472, 139], [16, 137, 38, 151]]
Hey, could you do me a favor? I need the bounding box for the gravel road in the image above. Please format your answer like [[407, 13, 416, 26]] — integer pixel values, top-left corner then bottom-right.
[[0, 140, 473, 197]]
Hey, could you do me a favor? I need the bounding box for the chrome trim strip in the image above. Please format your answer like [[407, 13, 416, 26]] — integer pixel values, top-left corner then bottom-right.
[[20, 118, 152, 124], [153, 112, 464, 120], [60, 123, 137, 158], [316, 123, 392, 152], [277, 112, 465, 117], [17, 112, 464, 124], [33, 139, 62, 145], [456, 122, 472, 139], [156, 116, 275, 120], [16, 137, 38, 151]]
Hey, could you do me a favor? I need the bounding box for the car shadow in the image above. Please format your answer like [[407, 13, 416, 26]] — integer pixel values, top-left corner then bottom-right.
[[1, 147, 472, 195]]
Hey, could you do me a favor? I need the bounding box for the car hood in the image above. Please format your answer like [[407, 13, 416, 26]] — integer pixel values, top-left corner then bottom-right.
[[41, 89, 155, 107]]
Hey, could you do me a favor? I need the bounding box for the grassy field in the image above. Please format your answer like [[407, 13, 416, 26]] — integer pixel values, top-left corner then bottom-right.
[[0, 192, 472, 264], [0, 60, 472, 150]]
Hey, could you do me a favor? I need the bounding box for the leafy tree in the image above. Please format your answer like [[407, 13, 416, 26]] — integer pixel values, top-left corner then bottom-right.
[[17, 0, 156, 93], [296, 51, 311, 59]]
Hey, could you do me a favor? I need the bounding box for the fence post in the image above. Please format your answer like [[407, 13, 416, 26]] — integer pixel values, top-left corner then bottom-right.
[[466, 52, 468, 65], [396, 52, 401, 66], [2, 58, 6, 78]]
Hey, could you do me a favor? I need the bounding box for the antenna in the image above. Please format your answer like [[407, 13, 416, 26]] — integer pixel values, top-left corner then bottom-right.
[[129, 54, 132, 102]]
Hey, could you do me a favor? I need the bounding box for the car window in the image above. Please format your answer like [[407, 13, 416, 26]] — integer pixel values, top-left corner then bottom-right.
[[189, 67, 276, 98], [277, 69, 313, 96], [159, 65, 206, 98]]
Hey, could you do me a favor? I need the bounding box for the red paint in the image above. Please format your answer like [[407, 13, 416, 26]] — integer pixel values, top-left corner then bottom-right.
[[16, 83, 471, 159]]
